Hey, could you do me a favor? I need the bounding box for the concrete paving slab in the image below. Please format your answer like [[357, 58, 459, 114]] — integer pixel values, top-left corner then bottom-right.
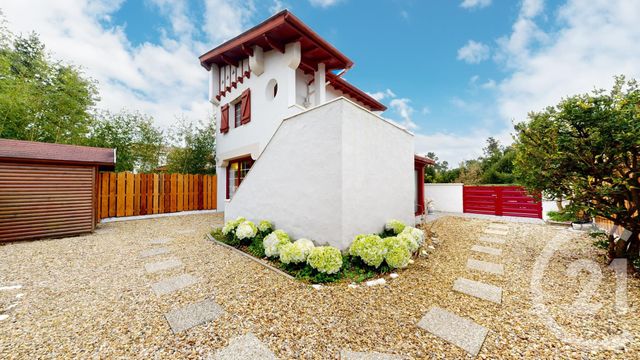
[[164, 299, 224, 333], [150, 238, 172, 245], [487, 224, 509, 231], [470, 245, 502, 256], [145, 258, 183, 273], [484, 228, 508, 236], [453, 278, 502, 304], [417, 307, 488, 356], [151, 274, 198, 296], [140, 247, 170, 258], [212, 333, 278, 360], [467, 259, 504, 275], [478, 236, 506, 245], [340, 350, 405, 359]]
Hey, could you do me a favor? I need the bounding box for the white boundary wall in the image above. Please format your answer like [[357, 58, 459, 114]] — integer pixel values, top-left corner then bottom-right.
[[424, 183, 463, 213]]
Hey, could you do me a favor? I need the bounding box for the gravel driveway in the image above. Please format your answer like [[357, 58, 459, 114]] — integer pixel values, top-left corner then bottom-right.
[[1, 214, 638, 359]]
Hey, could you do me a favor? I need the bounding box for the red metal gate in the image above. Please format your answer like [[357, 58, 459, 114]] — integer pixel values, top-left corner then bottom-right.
[[463, 185, 542, 219]]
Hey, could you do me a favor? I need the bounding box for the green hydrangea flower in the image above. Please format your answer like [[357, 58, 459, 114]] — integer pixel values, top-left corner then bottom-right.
[[279, 243, 304, 264], [385, 219, 406, 235], [258, 220, 273, 233], [383, 237, 411, 269], [221, 216, 246, 235], [349, 234, 386, 268], [401, 226, 425, 246], [263, 229, 290, 258], [397, 233, 419, 253], [307, 246, 343, 274], [235, 220, 257, 240]]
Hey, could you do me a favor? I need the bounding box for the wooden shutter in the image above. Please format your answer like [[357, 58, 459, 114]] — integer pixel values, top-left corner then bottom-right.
[[220, 104, 229, 133], [240, 89, 251, 124]]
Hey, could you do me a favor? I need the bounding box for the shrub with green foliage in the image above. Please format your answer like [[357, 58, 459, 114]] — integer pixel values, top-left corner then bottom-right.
[[306, 246, 343, 274], [258, 220, 273, 235], [349, 234, 386, 268]]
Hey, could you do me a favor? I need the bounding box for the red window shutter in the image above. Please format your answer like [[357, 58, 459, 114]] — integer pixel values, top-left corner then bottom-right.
[[220, 104, 229, 133], [240, 89, 251, 124]]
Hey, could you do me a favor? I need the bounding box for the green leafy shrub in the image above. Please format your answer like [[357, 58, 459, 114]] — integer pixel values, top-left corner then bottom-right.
[[307, 246, 343, 274], [590, 230, 610, 250], [247, 236, 266, 258], [547, 210, 577, 222]]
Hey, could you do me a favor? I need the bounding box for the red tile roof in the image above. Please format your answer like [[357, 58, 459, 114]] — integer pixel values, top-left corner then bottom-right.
[[0, 139, 115, 166]]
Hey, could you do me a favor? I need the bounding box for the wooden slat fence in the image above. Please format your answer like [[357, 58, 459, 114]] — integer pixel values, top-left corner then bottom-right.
[[96, 172, 216, 220]]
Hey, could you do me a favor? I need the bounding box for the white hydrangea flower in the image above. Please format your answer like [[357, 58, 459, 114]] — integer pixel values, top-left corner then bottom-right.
[[263, 229, 290, 257], [293, 238, 315, 258], [235, 221, 257, 240], [401, 226, 425, 246], [385, 219, 406, 234]]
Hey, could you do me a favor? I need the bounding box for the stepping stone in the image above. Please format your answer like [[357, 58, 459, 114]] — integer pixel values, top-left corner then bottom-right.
[[417, 307, 488, 356], [470, 245, 502, 256], [488, 223, 508, 230], [484, 228, 508, 236], [341, 350, 405, 359], [212, 333, 278, 360], [145, 258, 183, 273], [453, 278, 502, 304], [150, 238, 172, 245], [164, 299, 225, 333], [140, 247, 170, 258], [151, 274, 198, 296], [478, 236, 506, 245], [176, 229, 195, 234], [467, 259, 504, 275]]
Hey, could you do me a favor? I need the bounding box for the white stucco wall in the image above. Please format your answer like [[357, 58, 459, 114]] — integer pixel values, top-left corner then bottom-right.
[[424, 183, 464, 213], [225, 98, 414, 250]]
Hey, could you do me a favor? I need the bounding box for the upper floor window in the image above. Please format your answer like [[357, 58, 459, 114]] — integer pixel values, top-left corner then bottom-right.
[[234, 102, 242, 128], [220, 88, 251, 134]]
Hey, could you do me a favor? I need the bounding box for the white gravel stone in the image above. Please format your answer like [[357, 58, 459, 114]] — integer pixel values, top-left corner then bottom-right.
[[417, 307, 488, 356], [366, 278, 386, 287], [0, 315, 9, 321], [467, 259, 504, 275], [212, 333, 278, 360], [311, 284, 322, 290], [0, 285, 22, 291], [389, 273, 399, 279]]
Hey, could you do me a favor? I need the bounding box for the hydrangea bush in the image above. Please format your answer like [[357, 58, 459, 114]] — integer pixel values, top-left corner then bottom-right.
[[307, 246, 343, 274], [385, 219, 406, 235], [235, 220, 257, 240], [222, 216, 246, 235], [401, 226, 425, 246], [263, 229, 290, 258], [349, 234, 386, 268], [383, 236, 411, 269], [280, 238, 315, 264], [397, 232, 419, 253], [258, 220, 273, 234]]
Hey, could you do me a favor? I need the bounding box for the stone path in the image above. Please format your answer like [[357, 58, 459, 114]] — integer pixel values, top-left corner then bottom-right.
[[453, 278, 502, 304], [149, 238, 172, 245], [467, 259, 504, 275], [212, 333, 278, 360], [165, 299, 225, 333], [417, 222, 509, 356], [340, 350, 405, 360], [417, 307, 488, 356], [470, 244, 502, 256], [140, 247, 170, 258], [151, 274, 198, 296], [145, 258, 183, 273]]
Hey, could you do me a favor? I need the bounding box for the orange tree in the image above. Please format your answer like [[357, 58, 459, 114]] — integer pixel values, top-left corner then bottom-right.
[[514, 76, 639, 260]]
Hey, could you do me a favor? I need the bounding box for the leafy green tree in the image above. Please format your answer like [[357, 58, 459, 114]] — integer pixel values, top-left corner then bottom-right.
[[514, 76, 640, 259], [88, 110, 164, 172], [0, 28, 98, 143], [165, 117, 216, 175]]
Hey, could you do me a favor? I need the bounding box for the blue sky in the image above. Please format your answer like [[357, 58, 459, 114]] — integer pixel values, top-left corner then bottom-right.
[[3, 0, 639, 165]]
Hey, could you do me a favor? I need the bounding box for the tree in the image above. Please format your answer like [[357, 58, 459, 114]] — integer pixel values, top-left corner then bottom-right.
[[514, 76, 640, 260], [165, 117, 216, 175], [88, 110, 164, 172], [0, 28, 98, 144], [424, 152, 450, 183]]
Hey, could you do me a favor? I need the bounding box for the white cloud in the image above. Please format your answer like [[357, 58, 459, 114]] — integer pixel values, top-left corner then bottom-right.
[[0, 0, 259, 131], [460, 0, 492, 10], [389, 98, 417, 130], [269, 0, 287, 14], [366, 88, 396, 101], [203, 0, 256, 44], [496, 0, 640, 124], [414, 128, 512, 166], [481, 79, 496, 89], [309, 0, 341, 8], [457, 40, 490, 64]]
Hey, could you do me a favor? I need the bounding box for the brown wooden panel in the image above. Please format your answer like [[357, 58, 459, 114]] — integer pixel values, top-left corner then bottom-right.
[[170, 174, 177, 212], [153, 174, 159, 214], [183, 174, 189, 210], [125, 172, 134, 216], [140, 174, 147, 215], [190, 175, 195, 210], [100, 173, 109, 219], [116, 172, 125, 217], [177, 174, 184, 211], [158, 174, 164, 214], [198, 176, 204, 210], [164, 174, 171, 212], [133, 174, 140, 216], [147, 174, 153, 214], [108, 173, 116, 217], [0, 162, 95, 242], [212, 175, 217, 210]]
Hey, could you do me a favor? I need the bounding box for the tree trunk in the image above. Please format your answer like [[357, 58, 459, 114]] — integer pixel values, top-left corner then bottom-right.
[[625, 231, 640, 259], [555, 197, 564, 211]]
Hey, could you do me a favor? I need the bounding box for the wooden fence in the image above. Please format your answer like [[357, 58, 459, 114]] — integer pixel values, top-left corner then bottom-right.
[[463, 185, 543, 219], [96, 172, 217, 220]]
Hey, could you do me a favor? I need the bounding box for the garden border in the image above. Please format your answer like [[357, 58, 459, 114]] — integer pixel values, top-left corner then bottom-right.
[[205, 233, 295, 280]]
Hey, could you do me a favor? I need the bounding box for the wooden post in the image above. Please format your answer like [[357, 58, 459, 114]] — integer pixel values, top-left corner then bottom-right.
[[100, 173, 109, 219], [177, 174, 184, 211], [140, 174, 147, 215], [125, 172, 134, 216]]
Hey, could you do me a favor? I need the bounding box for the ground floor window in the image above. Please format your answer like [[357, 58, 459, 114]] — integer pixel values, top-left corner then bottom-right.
[[226, 157, 253, 199]]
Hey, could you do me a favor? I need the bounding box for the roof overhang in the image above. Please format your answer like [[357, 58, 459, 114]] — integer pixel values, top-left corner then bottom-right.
[[199, 10, 353, 72], [326, 72, 387, 112], [415, 154, 436, 166], [0, 139, 116, 166]]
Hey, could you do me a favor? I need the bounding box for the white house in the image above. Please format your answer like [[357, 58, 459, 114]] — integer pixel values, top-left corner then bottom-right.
[[199, 10, 432, 249]]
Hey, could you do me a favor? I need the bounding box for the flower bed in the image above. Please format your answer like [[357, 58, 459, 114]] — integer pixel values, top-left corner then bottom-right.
[[211, 217, 427, 284]]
